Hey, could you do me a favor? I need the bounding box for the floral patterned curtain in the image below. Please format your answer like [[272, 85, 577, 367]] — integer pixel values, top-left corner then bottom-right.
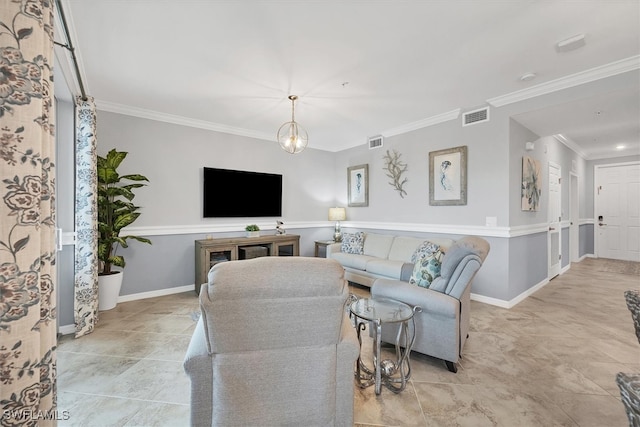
[[0, 0, 57, 425], [74, 96, 98, 337]]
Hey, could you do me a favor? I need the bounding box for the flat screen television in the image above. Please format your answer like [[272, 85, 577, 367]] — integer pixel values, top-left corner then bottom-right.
[[203, 167, 282, 217]]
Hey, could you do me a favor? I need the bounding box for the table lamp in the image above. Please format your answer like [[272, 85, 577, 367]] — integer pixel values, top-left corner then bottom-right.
[[328, 207, 347, 242]]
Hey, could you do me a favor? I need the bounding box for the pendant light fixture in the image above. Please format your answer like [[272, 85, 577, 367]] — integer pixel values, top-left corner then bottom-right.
[[277, 95, 308, 154]]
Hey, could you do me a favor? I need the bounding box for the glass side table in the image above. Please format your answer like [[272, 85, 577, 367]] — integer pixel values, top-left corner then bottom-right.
[[349, 297, 418, 395]]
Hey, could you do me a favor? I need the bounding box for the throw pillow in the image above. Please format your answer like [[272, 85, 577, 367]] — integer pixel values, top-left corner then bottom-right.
[[409, 249, 444, 288], [341, 232, 365, 254], [411, 240, 441, 263]]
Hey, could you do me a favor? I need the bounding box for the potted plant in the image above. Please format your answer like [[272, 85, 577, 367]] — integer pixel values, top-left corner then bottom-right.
[[245, 224, 260, 238], [97, 149, 152, 310]]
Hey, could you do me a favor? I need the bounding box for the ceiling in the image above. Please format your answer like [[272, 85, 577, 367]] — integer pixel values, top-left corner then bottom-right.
[[54, 0, 640, 158]]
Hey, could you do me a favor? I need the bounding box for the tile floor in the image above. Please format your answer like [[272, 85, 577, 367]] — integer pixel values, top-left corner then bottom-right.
[[57, 258, 639, 426]]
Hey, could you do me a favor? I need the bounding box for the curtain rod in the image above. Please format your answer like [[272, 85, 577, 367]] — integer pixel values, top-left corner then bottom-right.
[[54, 0, 87, 101]]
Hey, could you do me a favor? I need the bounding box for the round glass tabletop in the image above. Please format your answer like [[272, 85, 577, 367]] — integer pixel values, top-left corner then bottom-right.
[[350, 297, 413, 323]]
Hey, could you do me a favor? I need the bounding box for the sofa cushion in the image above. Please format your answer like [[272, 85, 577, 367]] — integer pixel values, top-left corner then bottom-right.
[[387, 236, 424, 262], [331, 252, 377, 270], [409, 247, 444, 288], [341, 232, 364, 254], [365, 259, 405, 279], [363, 233, 394, 259], [411, 240, 442, 263]]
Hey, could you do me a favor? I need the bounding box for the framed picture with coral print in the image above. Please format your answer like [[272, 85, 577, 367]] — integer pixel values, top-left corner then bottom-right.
[[521, 156, 541, 211], [429, 146, 467, 206], [348, 164, 369, 207]]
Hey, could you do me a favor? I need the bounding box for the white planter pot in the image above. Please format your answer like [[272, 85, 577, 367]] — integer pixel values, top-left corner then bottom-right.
[[98, 271, 123, 311], [246, 231, 260, 238]]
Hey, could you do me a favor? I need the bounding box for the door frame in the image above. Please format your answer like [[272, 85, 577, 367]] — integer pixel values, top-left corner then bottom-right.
[[594, 160, 640, 260], [548, 161, 562, 279], [570, 172, 579, 263]]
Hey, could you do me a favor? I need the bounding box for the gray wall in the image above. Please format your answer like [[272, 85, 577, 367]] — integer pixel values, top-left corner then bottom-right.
[[333, 112, 510, 227], [580, 224, 595, 258], [96, 111, 339, 227], [54, 69, 640, 329]]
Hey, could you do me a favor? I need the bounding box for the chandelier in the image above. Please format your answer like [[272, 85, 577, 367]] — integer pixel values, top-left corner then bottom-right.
[[277, 95, 308, 154]]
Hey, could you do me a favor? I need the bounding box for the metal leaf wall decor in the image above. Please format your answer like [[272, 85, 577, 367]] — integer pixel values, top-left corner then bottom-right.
[[383, 149, 408, 198]]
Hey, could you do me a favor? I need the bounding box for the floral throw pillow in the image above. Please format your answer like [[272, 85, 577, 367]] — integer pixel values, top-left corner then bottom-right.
[[341, 232, 365, 254], [411, 240, 441, 263], [409, 248, 444, 288]]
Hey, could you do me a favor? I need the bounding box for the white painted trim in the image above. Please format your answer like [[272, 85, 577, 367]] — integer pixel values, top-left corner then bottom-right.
[[58, 324, 76, 335], [472, 277, 550, 309], [470, 293, 510, 309], [578, 253, 595, 262], [97, 100, 274, 142], [383, 109, 461, 137], [117, 284, 194, 303], [554, 134, 587, 160], [123, 221, 558, 239], [487, 55, 640, 107], [62, 231, 76, 246], [507, 223, 549, 237]]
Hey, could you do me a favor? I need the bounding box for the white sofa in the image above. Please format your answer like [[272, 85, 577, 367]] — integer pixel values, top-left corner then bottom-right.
[[326, 232, 455, 288]]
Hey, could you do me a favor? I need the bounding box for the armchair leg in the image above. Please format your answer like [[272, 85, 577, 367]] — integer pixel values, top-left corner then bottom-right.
[[445, 361, 458, 373]]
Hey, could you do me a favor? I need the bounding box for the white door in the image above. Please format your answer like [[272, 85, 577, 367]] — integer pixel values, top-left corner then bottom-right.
[[548, 162, 562, 279], [595, 163, 640, 261]]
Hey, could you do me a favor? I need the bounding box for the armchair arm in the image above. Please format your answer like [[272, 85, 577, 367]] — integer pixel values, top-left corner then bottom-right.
[[183, 318, 214, 427], [371, 279, 458, 319], [445, 256, 482, 299], [326, 242, 342, 258]]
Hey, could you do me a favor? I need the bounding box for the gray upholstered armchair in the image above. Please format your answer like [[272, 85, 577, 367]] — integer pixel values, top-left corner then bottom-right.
[[371, 236, 490, 373], [183, 256, 359, 427]]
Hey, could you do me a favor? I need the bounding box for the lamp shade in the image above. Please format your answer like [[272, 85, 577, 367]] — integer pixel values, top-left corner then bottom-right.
[[328, 207, 346, 221]]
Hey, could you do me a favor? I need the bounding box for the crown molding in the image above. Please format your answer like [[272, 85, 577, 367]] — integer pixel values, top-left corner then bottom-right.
[[383, 109, 461, 138], [487, 55, 640, 108], [553, 134, 587, 159], [96, 99, 275, 142]]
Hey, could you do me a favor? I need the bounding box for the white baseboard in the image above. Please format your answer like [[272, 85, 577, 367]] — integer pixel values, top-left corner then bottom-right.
[[471, 277, 550, 309], [470, 293, 511, 309], [56, 284, 195, 335], [572, 254, 594, 263], [117, 284, 194, 303], [58, 324, 76, 335]]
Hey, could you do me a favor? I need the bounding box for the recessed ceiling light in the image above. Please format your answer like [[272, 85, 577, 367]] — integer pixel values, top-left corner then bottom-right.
[[520, 72, 537, 82], [616, 144, 626, 150]]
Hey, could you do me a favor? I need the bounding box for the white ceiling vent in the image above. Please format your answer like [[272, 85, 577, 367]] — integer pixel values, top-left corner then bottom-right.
[[368, 135, 384, 149], [462, 107, 490, 127]]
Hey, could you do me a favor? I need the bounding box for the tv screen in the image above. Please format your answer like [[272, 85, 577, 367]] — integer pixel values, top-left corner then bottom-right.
[[203, 167, 282, 217]]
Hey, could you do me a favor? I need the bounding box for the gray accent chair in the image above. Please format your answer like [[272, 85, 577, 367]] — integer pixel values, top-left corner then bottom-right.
[[370, 236, 490, 373], [617, 290, 640, 426], [183, 256, 359, 427]]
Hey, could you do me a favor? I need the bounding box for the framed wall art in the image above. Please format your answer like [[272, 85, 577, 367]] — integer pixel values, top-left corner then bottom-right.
[[347, 164, 369, 207], [521, 156, 541, 211], [429, 145, 467, 206]]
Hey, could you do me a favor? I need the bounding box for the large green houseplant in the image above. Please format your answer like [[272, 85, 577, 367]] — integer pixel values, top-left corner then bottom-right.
[[97, 149, 151, 309]]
